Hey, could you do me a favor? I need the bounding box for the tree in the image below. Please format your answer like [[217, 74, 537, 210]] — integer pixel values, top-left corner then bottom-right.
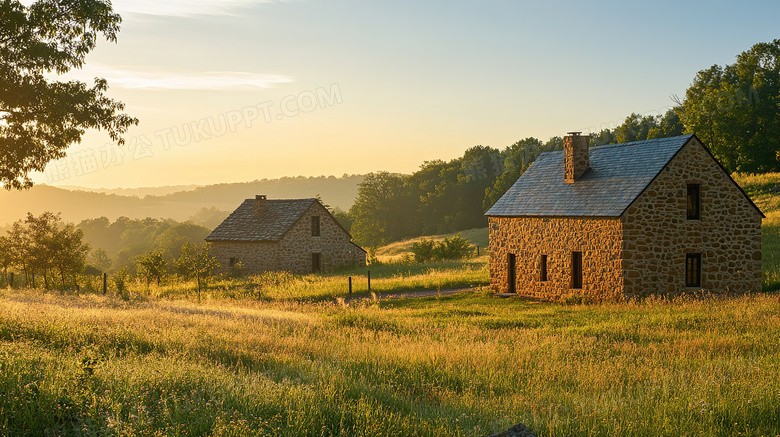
[[89, 248, 111, 272], [176, 243, 220, 300], [0, 235, 11, 284], [483, 137, 544, 210], [136, 251, 166, 287], [647, 109, 684, 139], [2, 212, 88, 288], [0, 0, 137, 189], [677, 39, 780, 173], [349, 172, 414, 247], [50, 223, 90, 288]]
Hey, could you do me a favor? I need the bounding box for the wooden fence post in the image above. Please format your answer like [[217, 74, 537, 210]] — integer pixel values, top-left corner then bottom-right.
[[348, 276, 352, 297], [477, 246, 480, 257], [367, 270, 371, 292], [103, 273, 107, 295], [9, 272, 13, 289]]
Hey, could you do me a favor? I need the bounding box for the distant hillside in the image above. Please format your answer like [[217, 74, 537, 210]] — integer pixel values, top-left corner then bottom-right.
[[58, 185, 203, 198], [0, 175, 363, 227]]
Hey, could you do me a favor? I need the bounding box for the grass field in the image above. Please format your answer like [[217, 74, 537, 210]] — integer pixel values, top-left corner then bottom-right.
[[1, 288, 779, 436], [1, 174, 779, 436]]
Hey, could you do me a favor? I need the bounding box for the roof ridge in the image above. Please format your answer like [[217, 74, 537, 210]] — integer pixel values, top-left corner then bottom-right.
[[590, 134, 694, 151]]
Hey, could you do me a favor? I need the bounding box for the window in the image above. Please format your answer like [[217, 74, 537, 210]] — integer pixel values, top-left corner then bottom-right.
[[311, 216, 321, 236], [229, 257, 238, 267], [686, 253, 701, 287], [507, 253, 516, 294], [571, 252, 583, 289], [540, 255, 548, 282], [312, 253, 321, 273], [687, 184, 700, 220]]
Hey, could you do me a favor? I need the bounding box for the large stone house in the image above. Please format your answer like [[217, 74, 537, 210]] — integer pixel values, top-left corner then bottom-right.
[[206, 195, 366, 274], [486, 133, 763, 300]]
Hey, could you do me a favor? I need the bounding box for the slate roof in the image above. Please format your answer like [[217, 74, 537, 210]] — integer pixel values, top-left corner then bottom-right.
[[485, 135, 696, 217], [205, 198, 317, 242]]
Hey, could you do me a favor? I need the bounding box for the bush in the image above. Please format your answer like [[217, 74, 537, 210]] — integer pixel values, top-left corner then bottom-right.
[[113, 267, 129, 297], [411, 239, 437, 263], [411, 234, 473, 263], [437, 234, 473, 260]]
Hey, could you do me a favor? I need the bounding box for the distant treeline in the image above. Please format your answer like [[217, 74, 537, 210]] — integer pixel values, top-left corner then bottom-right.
[[77, 216, 212, 273], [345, 39, 780, 247]]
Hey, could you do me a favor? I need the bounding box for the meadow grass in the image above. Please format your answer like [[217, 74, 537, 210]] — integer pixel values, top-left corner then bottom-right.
[[1, 288, 779, 436], [134, 257, 490, 302], [1, 174, 778, 436]]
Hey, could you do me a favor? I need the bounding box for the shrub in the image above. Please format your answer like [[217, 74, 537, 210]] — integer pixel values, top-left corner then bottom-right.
[[436, 234, 473, 260], [411, 238, 437, 263], [412, 234, 473, 263]]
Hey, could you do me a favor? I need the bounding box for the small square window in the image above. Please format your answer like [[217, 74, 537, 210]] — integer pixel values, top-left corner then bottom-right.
[[685, 253, 701, 287], [229, 257, 238, 267], [687, 184, 700, 220]]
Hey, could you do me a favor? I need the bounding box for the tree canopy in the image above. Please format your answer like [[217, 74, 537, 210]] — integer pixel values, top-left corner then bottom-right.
[[0, 0, 137, 189], [676, 39, 780, 173]]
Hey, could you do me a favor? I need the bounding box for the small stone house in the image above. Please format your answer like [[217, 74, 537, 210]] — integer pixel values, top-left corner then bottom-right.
[[485, 133, 763, 300], [206, 195, 366, 274]]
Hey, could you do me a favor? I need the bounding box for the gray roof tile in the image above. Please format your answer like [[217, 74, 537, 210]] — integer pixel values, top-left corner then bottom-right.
[[485, 135, 694, 217], [205, 198, 316, 242]]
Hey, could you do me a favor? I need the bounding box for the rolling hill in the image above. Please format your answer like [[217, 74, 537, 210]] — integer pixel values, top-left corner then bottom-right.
[[0, 175, 363, 227]]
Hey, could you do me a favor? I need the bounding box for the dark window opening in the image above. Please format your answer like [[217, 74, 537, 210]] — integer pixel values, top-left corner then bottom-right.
[[687, 184, 700, 220], [686, 253, 701, 287], [229, 257, 237, 267], [571, 252, 583, 289], [312, 253, 321, 273], [507, 253, 516, 294], [311, 216, 321, 236], [540, 255, 548, 282]]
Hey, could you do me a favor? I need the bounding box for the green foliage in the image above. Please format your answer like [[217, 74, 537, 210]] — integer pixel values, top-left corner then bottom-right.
[[349, 172, 414, 246], [592, 109, 684, 146], [175, 243, 220, 299], [89, 248, 111, 272], [411, 238, 437, 263], [2, 211, 89, 289], [112, 267, 128, 291], [411, 234, 473, 263], [331, 207, 353, 232], [136, 251, 166, 287], [677, 39, 780, 173], [77, 216, 211, 272], [483, 137, 552, 210], [0, 0, 137, 189]]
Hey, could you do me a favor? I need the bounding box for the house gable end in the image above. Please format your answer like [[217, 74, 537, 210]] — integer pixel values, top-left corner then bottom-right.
[[620, 135, 764, 219]]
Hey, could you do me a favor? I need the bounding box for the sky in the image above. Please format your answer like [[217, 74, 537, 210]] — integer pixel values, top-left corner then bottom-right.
[[31, 0, 780, 188]]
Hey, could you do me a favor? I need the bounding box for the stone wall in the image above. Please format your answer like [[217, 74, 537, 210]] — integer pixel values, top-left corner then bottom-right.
[[488, 216, 624, 301], [621, 138, 763, 296], [276, 202, 366, 273], [209, 202, 366, 275]]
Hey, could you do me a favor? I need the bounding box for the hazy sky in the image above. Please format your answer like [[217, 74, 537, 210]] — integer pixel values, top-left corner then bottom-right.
[[32, 0, 780, 188]]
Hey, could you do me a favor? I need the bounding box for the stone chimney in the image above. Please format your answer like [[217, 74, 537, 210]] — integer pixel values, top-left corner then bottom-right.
[[564, 132, 590, 183], [254, 194, 267, 217]]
